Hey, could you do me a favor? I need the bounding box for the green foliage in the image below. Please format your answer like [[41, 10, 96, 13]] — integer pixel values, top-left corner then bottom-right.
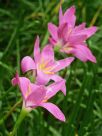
[[0, 0, 102, 136]]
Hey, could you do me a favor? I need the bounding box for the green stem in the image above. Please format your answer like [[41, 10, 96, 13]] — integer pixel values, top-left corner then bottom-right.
[[0, 99, 22, 126], [8, 108, 29, 136]]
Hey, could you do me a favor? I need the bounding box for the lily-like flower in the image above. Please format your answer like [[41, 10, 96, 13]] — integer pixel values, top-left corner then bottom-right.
[[48, 6, 97, 63], [12, 73, 66, 122], [21, 36, 74, 95]]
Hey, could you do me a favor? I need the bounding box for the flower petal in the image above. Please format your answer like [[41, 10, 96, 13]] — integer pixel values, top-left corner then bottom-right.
[[41, 45, 54, 61], [73, 23, 86, 32], [25, 85, 46, 107], [58, 23, 68, 40], [11, 73, 30, 100], [48, 23, 58, 41], [76, 26, 98, 38], [21, 56, 36, 73], [49, 37, 56, 46], [63, 6, 76, 27], [59, 7, 63, 25], [54, 57, 74, 72], [51, 75, 66, 95], [69, 35, 87, 45], [36, 69, 51, 85], [40, 102, 65, 122], [72, 44, 96, 63], [46, 80, 66, 99], [34, 36, 41, 63]]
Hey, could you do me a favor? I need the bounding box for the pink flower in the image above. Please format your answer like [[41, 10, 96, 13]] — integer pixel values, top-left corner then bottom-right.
[[21, 36, 74, 95], [48, 6, 97, 63], [12, 73, 66, 122]]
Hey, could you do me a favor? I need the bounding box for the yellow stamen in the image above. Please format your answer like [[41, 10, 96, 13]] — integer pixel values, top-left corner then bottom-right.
[[42, 99, 47, 103], [38, 58, 55, 75], [42, 96, 48, 103], [44, 71, 54, 75]]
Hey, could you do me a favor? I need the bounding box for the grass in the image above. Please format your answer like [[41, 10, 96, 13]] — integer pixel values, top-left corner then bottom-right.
[[0, 0, 102, 136]]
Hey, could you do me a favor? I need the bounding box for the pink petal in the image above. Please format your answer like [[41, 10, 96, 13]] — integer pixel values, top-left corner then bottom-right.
[[46, 80, 66, 99], [21, 56, 36, 73], [72, 44, 96, 63], [36, 69, 51, 85], [40, 102, 65, 122], [73, 23, 86, 32], [25, 85, 46, 107], [54, 57, 74, 72], [41, 45, 54, 61], [59, 7, 63, 26], [69, 35, 87, 45], [77, 26, 98, 38], [63, 6, 76, 27], [34, 36, 41, 63], [12, 77, 18, 86], [48, 23, 58, 41], [58, 23, 69, 40], [49, 37, 57, 46], [11, 73, 31, 100], [51, 75, 66, 95]]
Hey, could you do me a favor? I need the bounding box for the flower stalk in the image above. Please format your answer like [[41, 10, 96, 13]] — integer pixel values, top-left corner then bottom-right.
[[8, 108, 29, 136], [0, 99, 22, 126]]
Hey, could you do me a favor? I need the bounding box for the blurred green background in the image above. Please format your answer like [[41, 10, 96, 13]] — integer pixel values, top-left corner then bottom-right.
[[0, 0, 102, 136]]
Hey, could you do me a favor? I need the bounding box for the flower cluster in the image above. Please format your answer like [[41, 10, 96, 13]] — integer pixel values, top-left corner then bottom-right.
[[12, 6, 97, 122]]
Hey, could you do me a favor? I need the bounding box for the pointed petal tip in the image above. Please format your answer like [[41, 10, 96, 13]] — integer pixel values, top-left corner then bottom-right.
[[73, 44, 96, 63], [41, 102, 66, 122], [87, 48, 97, 63], [11, 72, 19, 86], [67, 5, 76, 14], [89, 56, 97, 63], [90, 26, 98, 33], [63, 91, 66, 96], [36, 35, 39, 39], [34, 35, 41, 63], [34, 35, 40, 48], [62, 116, 66, 122], [58, 114, 66, 122], [71, 5, 76, 11], [35, 35, 40, 41], [69, 57, 75, 62], [59, 6, 63, 13], [84, 22, 86, 25], [61, 79, 66, 96], [59, 79, 66, 96], [35, 35, 40, 43], [48, 22, 52, 26], [66, 57, 75, 64], [59, 113, 66, 122], [93, 26, 98, 33], [82, 22, 86, 27]]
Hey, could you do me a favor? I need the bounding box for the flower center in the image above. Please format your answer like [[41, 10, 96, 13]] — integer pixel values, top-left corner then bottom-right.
[[38, 58, 55, 75], [62, 44, 73, 53]]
